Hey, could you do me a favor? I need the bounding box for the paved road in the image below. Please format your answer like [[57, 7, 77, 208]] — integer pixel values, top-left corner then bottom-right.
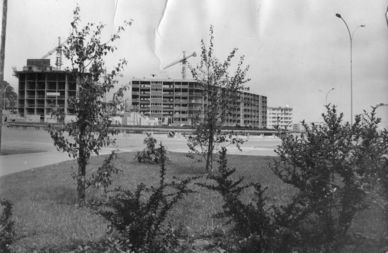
[[0, 127, 280, 176]]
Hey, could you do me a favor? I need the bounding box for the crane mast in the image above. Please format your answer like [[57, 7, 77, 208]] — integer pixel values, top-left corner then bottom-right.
[[55, 37, 63, 70], [41, 36, 67, 70], [182, 51, 186, 79], [163, 51, 196, 79]]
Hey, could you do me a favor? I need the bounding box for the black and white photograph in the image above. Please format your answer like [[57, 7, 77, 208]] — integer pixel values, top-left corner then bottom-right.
[[0, 0, 388, 252]]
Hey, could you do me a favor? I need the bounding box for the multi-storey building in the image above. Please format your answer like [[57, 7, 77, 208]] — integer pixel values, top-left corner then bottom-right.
[[267, 106, 293, 129], [15, 59, 77, 122], [239, 91, 267, 128], [131, 79, 267, 128]]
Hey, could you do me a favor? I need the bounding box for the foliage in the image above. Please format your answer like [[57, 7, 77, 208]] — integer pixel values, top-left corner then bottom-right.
[[100, 145, 196, 253], [358, 107, 388, 235], [198, 106, 388, 252], [198, 147, 277, 253], [73, 237, 143, 253], [135, 133, 165, 163], [85, 151, 120, 194], [186, 130, 247, 164], [0, 199, 15, 253], [187, 25, 250, 172], [270, 105, 388, 252], [47, 6, 131, 205], [0, 81, 17, 112]]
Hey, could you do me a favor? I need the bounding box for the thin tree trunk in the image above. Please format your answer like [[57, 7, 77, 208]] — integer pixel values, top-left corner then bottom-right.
[[77, 150, 86, 206], [77, 126, 87, 206], [206, 138, 213, 172], [206, 122, 214, 172]]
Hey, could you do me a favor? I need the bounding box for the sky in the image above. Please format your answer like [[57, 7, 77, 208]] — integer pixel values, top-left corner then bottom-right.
[[1, 0, 388, 126]]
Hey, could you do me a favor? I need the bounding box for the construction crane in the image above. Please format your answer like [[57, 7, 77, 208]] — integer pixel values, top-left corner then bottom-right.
[[163, 51, 196, 79], [41, 36, 67, 70]]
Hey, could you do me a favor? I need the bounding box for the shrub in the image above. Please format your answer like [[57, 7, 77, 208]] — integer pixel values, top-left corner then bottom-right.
[[270, 105, 388, 252], [198, 147, 276, 253], [135, 133, 164, 163], [100, 144, 196, 252], [0, 199, 15, 253], [198, 106, 388, 252]]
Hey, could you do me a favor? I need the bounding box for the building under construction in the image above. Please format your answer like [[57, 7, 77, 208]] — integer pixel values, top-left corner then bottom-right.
[[131, 79, 267, 128], [14, 59, 268, 127], [15, 59, 76, 122]]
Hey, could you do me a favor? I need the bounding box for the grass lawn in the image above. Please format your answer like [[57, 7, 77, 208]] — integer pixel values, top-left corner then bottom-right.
[[0, 151, 386, 252]]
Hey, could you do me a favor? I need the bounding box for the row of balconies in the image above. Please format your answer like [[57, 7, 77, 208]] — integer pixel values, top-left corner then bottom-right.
[[174, 99, 189, 103], [243, 116, 261, 119], [134, 90, 202, 98], [269, 117, 292, 120], [137, 99, 191, 104], [20, 94, 68, 99], [136, 105, 197, 111], [20, 103, 66, 108]]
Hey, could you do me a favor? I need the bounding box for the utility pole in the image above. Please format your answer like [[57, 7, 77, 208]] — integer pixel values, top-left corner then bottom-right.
[[0, 0, 8, 152]]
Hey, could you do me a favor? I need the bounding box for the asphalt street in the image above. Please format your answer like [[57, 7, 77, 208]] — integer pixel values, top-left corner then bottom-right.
[[0, 127, 280, 177]]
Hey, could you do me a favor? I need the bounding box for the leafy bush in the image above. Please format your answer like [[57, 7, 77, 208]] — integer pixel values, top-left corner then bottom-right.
[[0, 199, 15, 253], [198, 147, 277, 253], [135, 133, 165, 163], [100, 144, 196, 252], [270, 105, 388, 252], [198, 106, 388, 252]]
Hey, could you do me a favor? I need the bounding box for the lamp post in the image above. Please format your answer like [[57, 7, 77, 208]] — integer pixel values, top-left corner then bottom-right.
[[376, 103, 388, 109], [335, 13, 365, 125], [325, 87, 335, 105], [0, 0, 8, 152], [375, 103, 388, 128], [318, 87, 335, 105]]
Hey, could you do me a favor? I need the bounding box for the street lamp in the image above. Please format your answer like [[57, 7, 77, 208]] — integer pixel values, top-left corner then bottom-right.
[[376, 103, 388, 109], [318, 88, 335, 105], [335, 13, 365, 125], [325, 88, 335, 105], [375, 103, 388, 128]]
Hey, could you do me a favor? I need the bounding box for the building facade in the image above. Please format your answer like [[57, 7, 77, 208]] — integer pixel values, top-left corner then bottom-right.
[[267, 106, 293, 129], [15, 59, 76, 122], [131, 79, 267, 128]]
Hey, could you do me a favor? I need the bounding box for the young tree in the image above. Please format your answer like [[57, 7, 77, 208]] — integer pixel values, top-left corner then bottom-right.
[[187, 26, 250, 172], [48, 7, 131, 206]]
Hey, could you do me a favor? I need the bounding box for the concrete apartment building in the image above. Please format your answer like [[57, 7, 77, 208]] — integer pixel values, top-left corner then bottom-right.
[[131, 79, 267, 128], [267, 105, 293, 129], [14, 59, 268, 127], [15, 59, 76, 122]]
